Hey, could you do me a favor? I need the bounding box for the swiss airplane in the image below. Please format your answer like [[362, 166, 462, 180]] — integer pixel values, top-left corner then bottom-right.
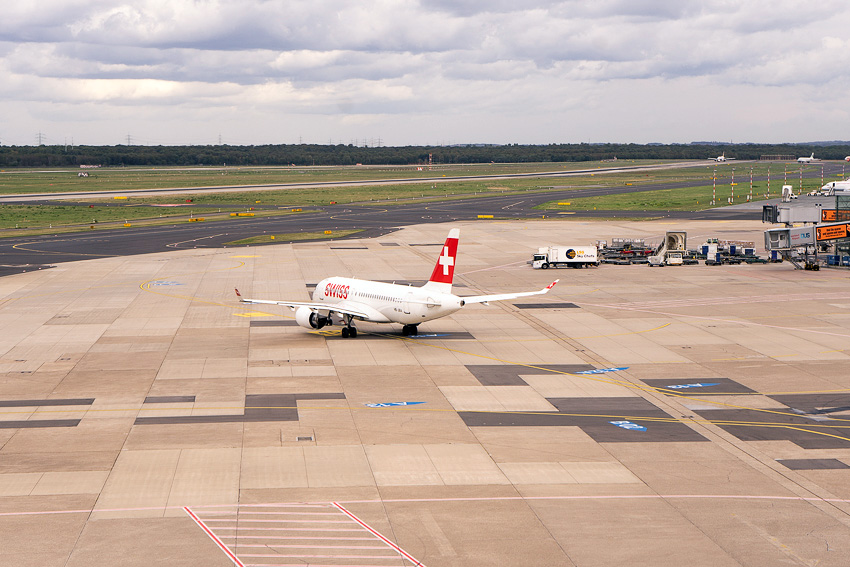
[[235, 228, 558, 338]]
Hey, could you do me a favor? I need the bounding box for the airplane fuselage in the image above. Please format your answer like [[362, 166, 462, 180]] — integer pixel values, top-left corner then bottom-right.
[[313, 276, 464, 325]]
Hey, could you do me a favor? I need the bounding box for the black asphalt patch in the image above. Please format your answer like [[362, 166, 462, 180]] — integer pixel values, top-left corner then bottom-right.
[[144, 396, 196, 404], [0, 398, 94, 407], [460, 396, 707, 443], [465, 364, 596, 386], [694, 408, 850, 449], [249, 320, 298, 327], [406, 331, 475, 340], [133, 392, 345, 425], [335, 331, 475, 340], [767, 393, 850, 415], [641, 378, 756, 395], [0, 420, 81, 429], [513, 303, 579, 309], [0, 264, 55, 278], [778, 459, 850, 470]]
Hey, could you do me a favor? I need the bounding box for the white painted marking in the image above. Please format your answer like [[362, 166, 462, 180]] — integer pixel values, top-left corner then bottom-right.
[[438, 246, 454, 276]]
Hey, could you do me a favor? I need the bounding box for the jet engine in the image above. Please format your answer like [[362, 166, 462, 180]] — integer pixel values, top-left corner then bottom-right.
[[295, 306, 329, 329]]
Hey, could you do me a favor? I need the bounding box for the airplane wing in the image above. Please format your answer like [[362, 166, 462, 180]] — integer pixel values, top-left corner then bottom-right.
[[461, 280, 558, 305], [235, 289, 373, 319]]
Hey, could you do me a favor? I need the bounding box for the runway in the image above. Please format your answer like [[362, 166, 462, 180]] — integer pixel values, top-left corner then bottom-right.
[[0, 185, 760, 276], [4, 160, 847, 276], [1, 219, 850, 566]]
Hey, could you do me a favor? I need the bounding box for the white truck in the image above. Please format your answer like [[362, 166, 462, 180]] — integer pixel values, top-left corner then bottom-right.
[[532, 246, 599, 269]]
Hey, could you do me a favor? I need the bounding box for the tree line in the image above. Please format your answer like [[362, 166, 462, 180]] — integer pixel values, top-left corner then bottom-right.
[[1, 143, 849, 168]]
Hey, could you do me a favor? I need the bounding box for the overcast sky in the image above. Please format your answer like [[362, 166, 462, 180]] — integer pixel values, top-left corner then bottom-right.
[[1, 0, 849, 146]]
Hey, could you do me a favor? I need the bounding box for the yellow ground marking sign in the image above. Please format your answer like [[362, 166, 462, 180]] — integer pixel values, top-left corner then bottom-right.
[[311, 329, 341, 336], [229, 255, 260, 258], [235, 311, 275, 318]]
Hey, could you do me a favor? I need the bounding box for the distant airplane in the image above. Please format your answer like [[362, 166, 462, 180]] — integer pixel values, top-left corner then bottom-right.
[[845, 156, 849, 161], [236, 228, 558, 338], [709, 153, 731, 162], [797, 153, 819, 163]]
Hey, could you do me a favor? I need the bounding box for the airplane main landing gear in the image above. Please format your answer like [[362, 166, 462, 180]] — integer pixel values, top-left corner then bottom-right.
[[401, 324, 418, 336], [340, 314, 357, 338]]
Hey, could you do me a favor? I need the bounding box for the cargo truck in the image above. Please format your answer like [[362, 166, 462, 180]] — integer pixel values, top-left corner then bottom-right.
[[532, 246, 599, 269]]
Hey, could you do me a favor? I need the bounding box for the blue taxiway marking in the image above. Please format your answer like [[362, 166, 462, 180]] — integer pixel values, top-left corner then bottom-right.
[[151, 281, 184, 286], [364, 401, 426, 408], [576, 367, 629, 375], [666, 382, 720, 390], [610, 420, 647, 432]]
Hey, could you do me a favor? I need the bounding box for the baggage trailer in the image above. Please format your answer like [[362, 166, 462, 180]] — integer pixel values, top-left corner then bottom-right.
[[532, 246, 599, 269]]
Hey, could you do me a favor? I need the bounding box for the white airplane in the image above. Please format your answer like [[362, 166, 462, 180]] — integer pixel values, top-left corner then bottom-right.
[[797, 152, 818, 163], [709, 153, 732, 162], [845, 156, 849, 161], [235, 228, 559, 338]]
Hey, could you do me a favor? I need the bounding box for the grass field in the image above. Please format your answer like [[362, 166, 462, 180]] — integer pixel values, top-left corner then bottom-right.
[[225, 229, 364, 246], [0, 161, 667, 195], [538, 183, 777, 211], [0, 161, 837, 235]]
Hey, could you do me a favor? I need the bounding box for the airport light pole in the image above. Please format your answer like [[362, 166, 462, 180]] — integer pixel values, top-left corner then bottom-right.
[[767, 166, 770, 199], [749, 167, 753, 201], [711, 169, 717, 207], [730, 168, 734, 203]]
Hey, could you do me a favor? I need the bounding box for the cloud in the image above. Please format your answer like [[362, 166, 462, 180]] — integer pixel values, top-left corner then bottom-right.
[[1, 0, 850, 145]]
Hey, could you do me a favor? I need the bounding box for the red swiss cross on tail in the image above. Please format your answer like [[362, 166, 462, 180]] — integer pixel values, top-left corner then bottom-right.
[[427, 228, 459, 289]]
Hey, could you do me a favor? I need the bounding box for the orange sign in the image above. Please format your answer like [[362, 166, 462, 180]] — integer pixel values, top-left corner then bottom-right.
[[822, 210, 850, 222], [816, 224, 849, 241]]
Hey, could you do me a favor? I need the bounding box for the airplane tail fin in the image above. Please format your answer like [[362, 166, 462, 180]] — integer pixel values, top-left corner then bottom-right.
[[421, 228, 459, 294]]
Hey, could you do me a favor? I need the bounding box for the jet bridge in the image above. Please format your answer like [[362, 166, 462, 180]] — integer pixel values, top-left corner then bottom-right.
[[763, 226, 817, 270]]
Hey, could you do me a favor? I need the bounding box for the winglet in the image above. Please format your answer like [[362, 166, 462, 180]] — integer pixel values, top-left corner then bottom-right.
[[546, 279, 559, 290], [235, 288, 244, 301]]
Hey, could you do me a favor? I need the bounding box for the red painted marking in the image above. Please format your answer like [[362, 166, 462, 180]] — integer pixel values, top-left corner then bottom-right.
[[211, 526, 364, 532], [332, 502, 424, 566], [218, 535, 374, 540], [233, 544, 389, 549], [184, 507, 245, 567], [242, 565, 401, 567], [429, 235, 458, 284], [238, 553, 398, 558], [202, 518, 350, 523]]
